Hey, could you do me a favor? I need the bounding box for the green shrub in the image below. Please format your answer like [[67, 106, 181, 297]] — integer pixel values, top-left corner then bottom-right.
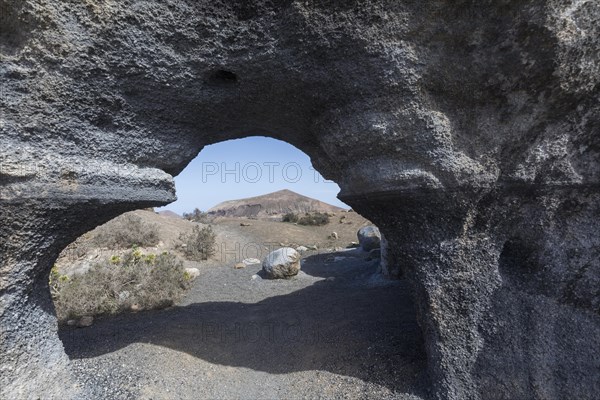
[[50, 250, 191, 322], [297, 212, 330, 226], [282, 212, 299, 223], [92, 213, 159, 249], [179, 225, 216, 261]]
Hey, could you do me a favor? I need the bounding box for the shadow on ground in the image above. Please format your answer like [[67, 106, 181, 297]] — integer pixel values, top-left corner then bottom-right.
[[59, 252, 429, 398]]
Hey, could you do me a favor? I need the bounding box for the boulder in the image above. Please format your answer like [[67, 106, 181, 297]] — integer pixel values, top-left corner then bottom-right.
[[295, 245, 308, 253], [367, 248, 381, 261], [330, 232, 338, 239], [77, 316, 94, 328], [242, 258, 261, 265], [234, 262, 246, 269], [262, 247, 301, 279], [184, 267, 200, 280], [357, 226, 381, 251], [130, 303, 142, 312]]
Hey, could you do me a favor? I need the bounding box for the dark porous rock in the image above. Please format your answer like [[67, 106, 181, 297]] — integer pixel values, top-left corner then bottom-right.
[[1, 1, 599, 399], [380, 233, 402, 279]]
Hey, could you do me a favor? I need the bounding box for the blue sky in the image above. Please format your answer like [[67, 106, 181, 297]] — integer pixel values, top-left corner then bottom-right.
[[157, 137, 348, 214]]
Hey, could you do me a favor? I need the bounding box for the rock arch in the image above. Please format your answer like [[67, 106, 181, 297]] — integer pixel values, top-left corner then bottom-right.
[[1, 1, 599, 399]]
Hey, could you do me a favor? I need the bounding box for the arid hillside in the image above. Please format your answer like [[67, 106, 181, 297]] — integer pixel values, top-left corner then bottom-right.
[[55, 206, 371, 278], [207, 189, 346, 218]]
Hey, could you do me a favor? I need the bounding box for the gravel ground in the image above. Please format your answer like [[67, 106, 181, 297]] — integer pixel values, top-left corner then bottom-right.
[[59, 219, 429, 400]]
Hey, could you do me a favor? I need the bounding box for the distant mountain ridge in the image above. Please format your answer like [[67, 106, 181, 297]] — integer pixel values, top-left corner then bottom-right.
[[207, 189, 345, 218], [158, 210, 182, 219]]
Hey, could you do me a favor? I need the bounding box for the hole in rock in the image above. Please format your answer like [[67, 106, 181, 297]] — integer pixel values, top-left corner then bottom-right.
[[53, 137, 428, 398], [498, 237, 540, 289], [207, 69, 238, 85]]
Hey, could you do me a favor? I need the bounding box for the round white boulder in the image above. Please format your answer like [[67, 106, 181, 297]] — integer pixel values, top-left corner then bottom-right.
[[262, 247, 301, 279], [184, 267, 200, 280]]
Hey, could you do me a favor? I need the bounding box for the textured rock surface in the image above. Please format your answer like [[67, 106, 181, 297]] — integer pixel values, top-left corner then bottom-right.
[[380, 233, 402, 279], [358, 225, 382, 252], [1, 1, 599, 399], [262, 247, 301, 279]]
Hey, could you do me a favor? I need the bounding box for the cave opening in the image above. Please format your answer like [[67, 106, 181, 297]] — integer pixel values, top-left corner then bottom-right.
[[51, 136, 428, 399]]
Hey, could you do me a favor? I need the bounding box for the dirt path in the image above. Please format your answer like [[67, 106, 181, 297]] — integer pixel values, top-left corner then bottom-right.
[[60, 252, 428, 399]]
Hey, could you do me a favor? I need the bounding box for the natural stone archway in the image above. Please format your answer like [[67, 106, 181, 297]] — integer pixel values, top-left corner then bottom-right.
[[1, 1, 599, 399]]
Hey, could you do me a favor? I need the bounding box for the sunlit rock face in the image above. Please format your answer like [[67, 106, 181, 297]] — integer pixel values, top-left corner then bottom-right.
[[1, 1, 598, 399]]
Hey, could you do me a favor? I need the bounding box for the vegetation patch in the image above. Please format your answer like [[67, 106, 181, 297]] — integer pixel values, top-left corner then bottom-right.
[[92, 213, 160, 249], [283, 212, 330, 226], [282, 212, 299, 223], [179, 225, 217, 261], [50, 250, 191, 322], [183, 208, 213, 224]]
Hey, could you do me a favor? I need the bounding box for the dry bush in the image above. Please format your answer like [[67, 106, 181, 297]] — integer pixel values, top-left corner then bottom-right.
[[182, 208, 213, 224], [282, 212, 329, 225], [297, 212, 330, 226], [282, 212, 299, 223], [179, 225, 216, 261], [50, 250, 191, 322], [92, 213, 159, 249]]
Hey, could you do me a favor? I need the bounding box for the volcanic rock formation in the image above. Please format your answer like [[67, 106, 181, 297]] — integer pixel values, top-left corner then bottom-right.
[[1, 1, 599, 399]]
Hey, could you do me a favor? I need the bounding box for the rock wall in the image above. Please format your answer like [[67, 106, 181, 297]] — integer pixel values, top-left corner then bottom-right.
[[1, 1, 598, 399]]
